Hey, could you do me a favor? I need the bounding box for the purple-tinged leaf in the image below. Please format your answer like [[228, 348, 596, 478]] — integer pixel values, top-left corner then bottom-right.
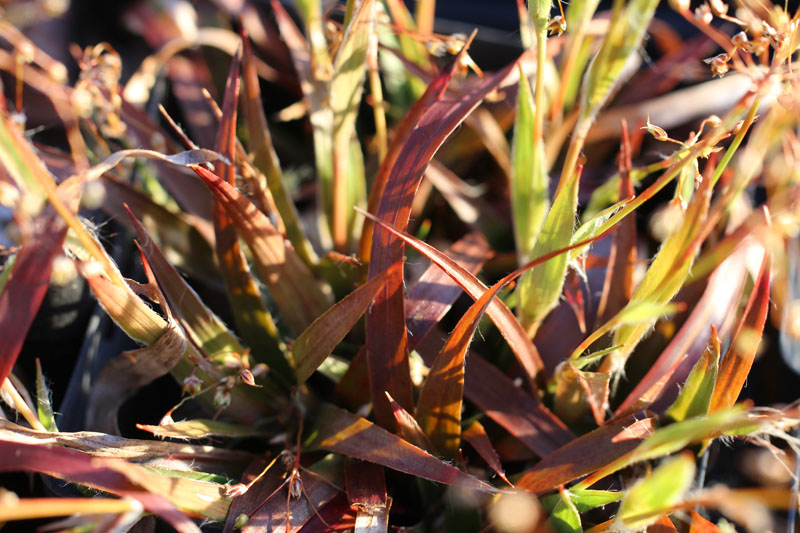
[[462, 420, 512, 487], [405, 231, 491, 351], [0, 440, 203, 532], [294, 268, 392, 384], [306, 404, 502, 494], [363, 47, 534, 429], [516, 416, 656, 495], [0, 209, 66, 386]]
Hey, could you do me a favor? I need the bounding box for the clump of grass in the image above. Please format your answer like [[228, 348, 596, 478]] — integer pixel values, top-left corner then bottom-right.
[[0, 0, 799, 531]]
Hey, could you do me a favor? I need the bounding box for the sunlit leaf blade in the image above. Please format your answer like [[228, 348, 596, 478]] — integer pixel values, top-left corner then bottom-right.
[[689, 509, 723, 532], [542, 489, 623, 515], [34, 359, 57, 432], [710, 255, 771, 411], [137, 419, 269, 440], [613, 243, 751, 417], [0, 497, 140, 521], [415, 270, 512, 459], [329, 0, 372, 250], [516, 164, 582, 334], [665, 327, 720, 422], [550, 487, 582, 533], [576, 406, 763, 490], [305, 404, 502, 493], [511, 61, 548, 262], [294, 268, 392, 384], [516, 416, 656, 494], [0, 413, 251, 466], [241, 30, 319, 270], [607, 161, 713, 374], [126, 207, 245, 362], [271, 0, 337, 250], [617, 453, 695, 530], [192, 165, 332, 334], [462, 420, 511, 486], [580, 0, 659, 122], [210, 52, 293, 381], [364, 46, 532, 428], [0, 440, 205, 532], [363, 211, 544, 385]]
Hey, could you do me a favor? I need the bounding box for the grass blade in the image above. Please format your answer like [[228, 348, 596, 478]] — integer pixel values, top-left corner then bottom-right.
[[516, 416, 656, 494], [210, 52, 294, 381], [329, 0, 373, 251], [511, 68, 549, 262], [294, 268, 392, 384], [617, 453, 695, 530], [241, 29, 318, 269], [192, 165, 332, 334], [306, 404, 502, 493], [710, 255, 771, 411]]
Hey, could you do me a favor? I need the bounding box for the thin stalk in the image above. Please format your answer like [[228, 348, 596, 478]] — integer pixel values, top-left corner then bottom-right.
[[710, 96, 761, 187]]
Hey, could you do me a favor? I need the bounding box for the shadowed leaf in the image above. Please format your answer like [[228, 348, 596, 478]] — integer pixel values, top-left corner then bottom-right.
[[405, 232, 491, 350], [210, 52, 293, 382], [241, 29, 318, 269], [462, 420, 512, 486], [294, 268, 392, 384], [86, 323, 186, 435]]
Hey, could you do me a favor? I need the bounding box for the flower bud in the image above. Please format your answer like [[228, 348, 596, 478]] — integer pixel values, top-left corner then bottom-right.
[[182, 375, 203, 397], [234, 513, 249, 529], [214, 386, 231, 410], [643, 117, 669, 141], [239, 369, 259, 387], [547, 16, 567, 36]]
